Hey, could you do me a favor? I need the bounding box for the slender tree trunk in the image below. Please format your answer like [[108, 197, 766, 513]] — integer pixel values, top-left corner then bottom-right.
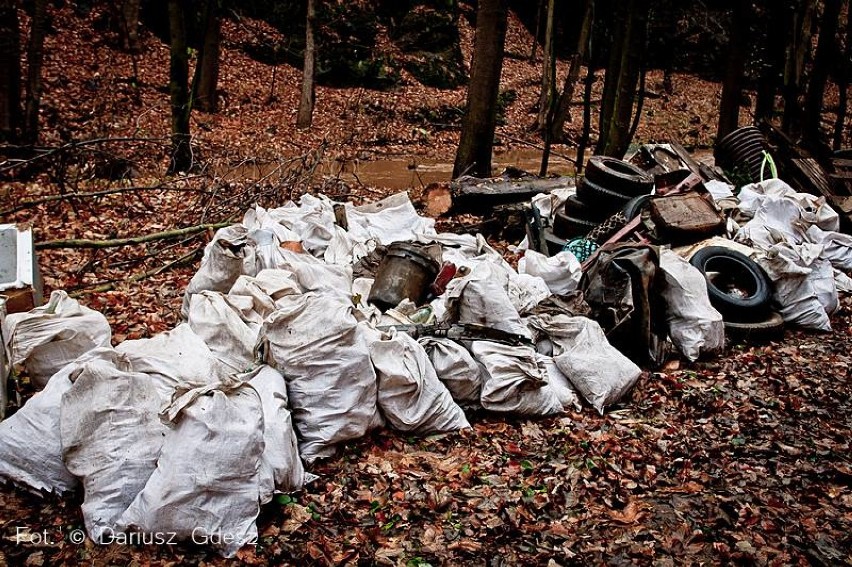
[[196, 0, 221, 113], [453, 0, 509, 179], [0, 0, 21, 142], [717, 1, 751, 141], [833, 3, 851, 150], [804, 0, 842, 146], [550, 0, 594, 142], [168, 0, 192, 173], [22, 0, 47, 145], [782, 0, 818, 137], [529, 0, 543, 61], [296, 0, 316, 129], [754, 2, 787, 124], [576, 56, 595, 172], [539, 33, 558, 176], [595, 0, 649, 158], [535, 0, 556, 131], [121, 0, 141, 52]]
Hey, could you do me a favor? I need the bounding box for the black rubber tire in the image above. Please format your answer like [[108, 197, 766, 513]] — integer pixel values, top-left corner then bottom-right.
[[576, 177, 633, 212], [689, 246, 772, 321], [564, 194, 612, 222], [622, 194, 653, 220], [725, 311, 784, 342], [552, 208, 599, 239], [585, 156, 654, 196], [542, 227, 568, 256]]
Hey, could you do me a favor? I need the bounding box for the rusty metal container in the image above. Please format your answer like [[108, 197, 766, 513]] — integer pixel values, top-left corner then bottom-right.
[[368, 242, 440, 311], [649, 192, 725, 244]]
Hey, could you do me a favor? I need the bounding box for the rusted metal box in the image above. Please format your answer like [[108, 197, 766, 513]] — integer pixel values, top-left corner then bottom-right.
[[0, 224, 43, 313], [649, 192, 725, 244]]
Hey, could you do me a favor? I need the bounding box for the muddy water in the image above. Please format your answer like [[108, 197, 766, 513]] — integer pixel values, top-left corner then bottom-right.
[[219, 147, 715, 192]]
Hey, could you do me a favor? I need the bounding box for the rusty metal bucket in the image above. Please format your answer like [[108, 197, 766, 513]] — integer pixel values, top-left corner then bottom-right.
[[368, 242, 440, 311]]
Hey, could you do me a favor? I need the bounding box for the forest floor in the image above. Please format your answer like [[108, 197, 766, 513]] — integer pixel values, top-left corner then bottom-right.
[[1, 4, 851, 567]]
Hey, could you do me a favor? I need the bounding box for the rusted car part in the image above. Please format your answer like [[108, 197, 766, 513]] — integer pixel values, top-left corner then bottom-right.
[[647, 192, 725, 244], [368, 242, 441, 311], [688, 246, 772, 321], [581, 244, 670, 368]]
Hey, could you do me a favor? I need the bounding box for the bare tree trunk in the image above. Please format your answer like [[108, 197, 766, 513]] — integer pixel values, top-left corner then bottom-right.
[[453, 0, 509, 179], [168, 0, 192, 173], [296, 0, 316, 129], [22, 0, 47, 145], [550, 0, 594, 142], [535, 0, 556, 131], [121, 0, 141, 52], [0, 0, 21, 142], [833, 3, 851, 150], [754, 2, 787, 124], [529, 0, 543, 61], [195, 0, 221, 113], [576, 56, 595, 173], [804, 0, 842, 146], [782, 0, 818, 137], [717, 1, 751, 141], [595, 0, 649, 158]]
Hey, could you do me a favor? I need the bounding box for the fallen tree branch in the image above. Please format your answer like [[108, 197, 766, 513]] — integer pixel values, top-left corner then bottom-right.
[[69, 246, 204, 296], [36, 222, 231, 250], [0, 181, 213, 215]]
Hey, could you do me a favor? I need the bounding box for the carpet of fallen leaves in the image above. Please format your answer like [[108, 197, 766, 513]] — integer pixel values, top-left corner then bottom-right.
[[3, 4, 852, 566]]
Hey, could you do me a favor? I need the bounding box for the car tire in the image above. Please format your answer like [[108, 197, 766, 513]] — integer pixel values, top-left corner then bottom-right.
[[689, 246, 772, 321], [564, 194, 612, 222], [585, 156, 654, 196], [725, 310, 784, 342], [576, 177, 633, 212], [552, 208, 599, 239], [623, 194, 653, 220]]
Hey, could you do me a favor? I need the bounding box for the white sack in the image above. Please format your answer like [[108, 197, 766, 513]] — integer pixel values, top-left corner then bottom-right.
[[418, 337, 483, 404], [60, 350, 167, 542], [518, 250, 582, 295], [2, 290, 111, 389], [0, 296, 8, 420], [659, 249, 725, 361], [550, 317, 643, 414], [536, 354, 582, 412], [345, 192, 437, 246], [805, 225, 852, 271], [0, 352, 101, 493], [116, 323, 227, 402], [182, 225, 259, 317], [737, 179, 840, 231], [473, 341, 563, 417], [267, 248, 353, 294], [260, 292, 382, 464], [118, 380, 264, 558], [445, 263, 532, 338], [370, 332, 470, 434], [188, 291, 258, 373], [757, 245, 833, 331], [244, 365, 306, 500]]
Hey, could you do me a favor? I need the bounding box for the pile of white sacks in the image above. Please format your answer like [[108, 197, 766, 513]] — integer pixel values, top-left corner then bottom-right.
[[0, 182, 848, 556]]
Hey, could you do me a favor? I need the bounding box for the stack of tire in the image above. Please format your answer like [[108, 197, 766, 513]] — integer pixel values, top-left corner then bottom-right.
[[689, 246, 784, 340], [545, 156, 654, 254]]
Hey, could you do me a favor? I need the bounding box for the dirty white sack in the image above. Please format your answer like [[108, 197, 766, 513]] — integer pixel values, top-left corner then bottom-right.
[[182, 225, 259, 317], [260, 291, 382, 464], [116, 323, 227, 402], [0, 352, 104, 493], [536, 354, 582, 412], [370, 332, 470, 434], [60, 350, 168, 542], [473, 341, 563, 416], [118, 380, 264, 558], [244, 365, 306, 500], [519, 249, 582, 295], [2, 290, 111, 389], [418, 337, 483, 404], [756, 244, 834, 331], [0, 297, 8, 420], [445, 263, 533, 338], [659, 249, 725, 361], [550, 317, 642, 414], [188, 291, 258, 373]]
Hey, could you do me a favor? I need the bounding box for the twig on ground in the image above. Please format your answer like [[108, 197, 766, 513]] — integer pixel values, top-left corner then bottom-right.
[[36, 221, 231, 250]]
